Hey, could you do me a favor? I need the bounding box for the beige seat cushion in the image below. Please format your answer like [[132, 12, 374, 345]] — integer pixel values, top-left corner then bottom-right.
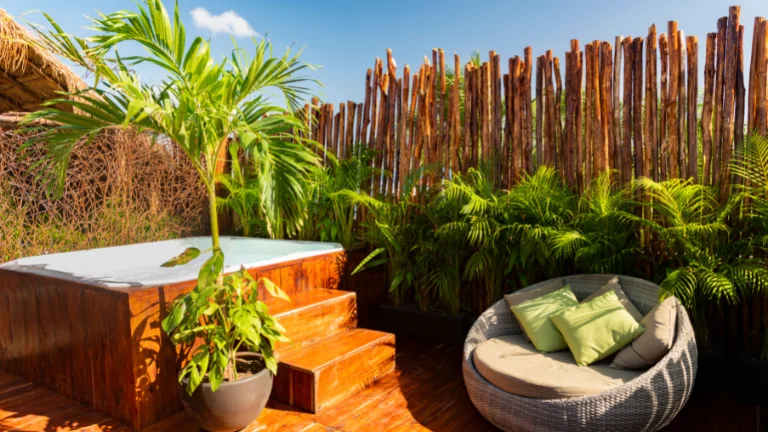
[[473, 335, 642, 399], [583, 278, 644, 322], [611, 297, 679, 369]]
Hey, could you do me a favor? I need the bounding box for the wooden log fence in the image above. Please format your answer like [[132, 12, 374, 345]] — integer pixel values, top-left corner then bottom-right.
[[298, 6, 767, 200]]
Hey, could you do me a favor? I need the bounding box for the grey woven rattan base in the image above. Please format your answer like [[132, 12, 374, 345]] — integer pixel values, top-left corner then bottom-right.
[[463, 274, 697, 432]]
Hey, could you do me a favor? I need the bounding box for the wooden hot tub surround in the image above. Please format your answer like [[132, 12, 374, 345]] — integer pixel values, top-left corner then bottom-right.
[[0, 247, 395, 429]]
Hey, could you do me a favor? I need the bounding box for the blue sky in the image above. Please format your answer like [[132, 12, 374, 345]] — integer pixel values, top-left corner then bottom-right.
[[7, 1, 768, 106]]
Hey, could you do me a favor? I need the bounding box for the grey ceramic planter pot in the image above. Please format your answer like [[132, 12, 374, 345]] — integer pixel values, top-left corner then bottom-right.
[[180, 353, 273, 432]]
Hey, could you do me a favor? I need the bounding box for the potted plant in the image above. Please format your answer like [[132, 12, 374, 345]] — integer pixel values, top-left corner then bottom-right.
[[24, 0, 317, 428], [161, 248, 289, 431]]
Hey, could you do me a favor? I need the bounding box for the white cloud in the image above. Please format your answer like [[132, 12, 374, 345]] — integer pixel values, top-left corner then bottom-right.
[[190, 7, 258, 38]]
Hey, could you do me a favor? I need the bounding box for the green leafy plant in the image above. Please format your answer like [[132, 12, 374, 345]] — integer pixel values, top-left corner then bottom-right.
[[162, 249, 290, 394], [550, 171, 641, 274], [24, 0, 316, 392], [504, 167, 574, 286], [416, 188, 469, 315], [338, 167, 428, 307], [634, 177, 766, 348], [299, 147, 377, 247]]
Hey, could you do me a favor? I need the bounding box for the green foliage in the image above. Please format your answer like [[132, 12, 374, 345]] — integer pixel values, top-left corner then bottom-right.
[[162, 249, 289, 395], [634, 175, 768, 349], [551, 171, 641, 274], [25, 0, 312, 390], [300, 147, 377, 247], [24, 0, 318, 250], [338, 167, 429, 307]]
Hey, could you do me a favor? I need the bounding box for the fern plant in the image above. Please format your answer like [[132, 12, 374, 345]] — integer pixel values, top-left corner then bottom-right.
[[441, 167, 512, 309], [417, 188, 469, 315], [635, 177, 762, 348], [550, 171, 641, 274], [300, 146, 377, 247], [337, 167, 429, 307], [731, 133, 768, 359]]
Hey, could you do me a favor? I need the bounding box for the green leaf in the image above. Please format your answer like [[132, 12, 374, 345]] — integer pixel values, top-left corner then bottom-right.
[[261, 277, 291, 302], [198, 248, 224, 288], [160, 247, 201, 267], [352, 247, 386, 275], [161, 300, 186, 333]]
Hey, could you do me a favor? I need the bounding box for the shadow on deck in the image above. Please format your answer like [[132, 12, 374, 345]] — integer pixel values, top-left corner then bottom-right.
[[0, 336, 763, 432]]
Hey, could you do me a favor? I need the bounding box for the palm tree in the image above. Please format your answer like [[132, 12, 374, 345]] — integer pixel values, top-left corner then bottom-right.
[[23, 0, 319, 256]]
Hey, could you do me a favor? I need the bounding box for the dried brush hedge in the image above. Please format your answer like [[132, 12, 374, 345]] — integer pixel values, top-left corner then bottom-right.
[[0, 123, 207, 261]]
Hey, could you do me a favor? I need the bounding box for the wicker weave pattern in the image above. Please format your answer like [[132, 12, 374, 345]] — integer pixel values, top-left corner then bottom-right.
[[463, 274, 697, 432]]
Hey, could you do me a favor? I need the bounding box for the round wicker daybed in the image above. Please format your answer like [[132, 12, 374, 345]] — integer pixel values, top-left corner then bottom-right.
[[463, 274, 697, 432]]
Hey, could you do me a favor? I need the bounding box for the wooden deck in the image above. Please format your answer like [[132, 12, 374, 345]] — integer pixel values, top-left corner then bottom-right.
[[0, 336, 764, 432]]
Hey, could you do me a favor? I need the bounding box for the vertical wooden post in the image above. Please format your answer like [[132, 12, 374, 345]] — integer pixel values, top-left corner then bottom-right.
[[554, 56, 565, 172], [756, 20, 768, 136], [482, 62, 491, 166], [452, 54, 462, 175], [713, 17, 727, 187], [362, 69, 373, 146], [585, 44, 594, 182], [677, 30, 687, 179], [369, 59, 381, 149], [702, 33, 717, 186], [735, 25, 746, 186], [646, 27, 657, 182], [545, 50, 558, 168], [646, 26, 658, 182], [576, 47, 584, 192], [523, 47, 534, 175], [536, 56, 544, 168], [492, 52, 503, 182], [601, 42, 613, 175], [633, 37, 644, 183], [748, 17, 763, 133], [346, 101, 356, 158], [355, 104, 363, 155], [667, 22, 680, 178], [687, 36, 699, 182], [463, 63, 473, 172], [511, 57, 522, 185], [398, 66, 411, 194], [659, 34, 669, 180], [720, 6, 740, 197], [591, 42, 603, 178], [613, 36, 623, 174], [622, 37, 634, 185]]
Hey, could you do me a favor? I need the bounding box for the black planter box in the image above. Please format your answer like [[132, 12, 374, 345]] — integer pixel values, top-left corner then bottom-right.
[[735, 353, 768, 403], [378, 303, 473, 344], [694, 349, 727, 395]]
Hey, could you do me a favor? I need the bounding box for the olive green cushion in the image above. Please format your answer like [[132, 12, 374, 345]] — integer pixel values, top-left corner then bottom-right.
[[504, 278, 563, 342], [550, 291, 646, 366], [583, 278, 644, 322], [510, 285, 578, 353]]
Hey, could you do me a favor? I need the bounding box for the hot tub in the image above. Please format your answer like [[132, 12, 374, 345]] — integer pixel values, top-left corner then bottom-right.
[[0, 236, 345, 429]]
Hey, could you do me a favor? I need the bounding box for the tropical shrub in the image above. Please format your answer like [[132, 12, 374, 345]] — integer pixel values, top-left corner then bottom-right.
[[162, 251, 290, 394], [25, 0, 317, 392], [551, 171, 641, 275]]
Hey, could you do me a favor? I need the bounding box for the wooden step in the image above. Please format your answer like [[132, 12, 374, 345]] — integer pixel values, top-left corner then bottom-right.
[[272, 328, 396, 413], [266, 288, 357, 351]]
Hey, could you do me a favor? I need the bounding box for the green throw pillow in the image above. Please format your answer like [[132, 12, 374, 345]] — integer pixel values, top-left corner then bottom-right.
[[550, 291, 645, 366], [510, 285, 578, 353]]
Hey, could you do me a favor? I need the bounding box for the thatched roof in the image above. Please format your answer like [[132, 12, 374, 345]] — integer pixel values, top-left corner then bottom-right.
[[0, 9, 86, 114]]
